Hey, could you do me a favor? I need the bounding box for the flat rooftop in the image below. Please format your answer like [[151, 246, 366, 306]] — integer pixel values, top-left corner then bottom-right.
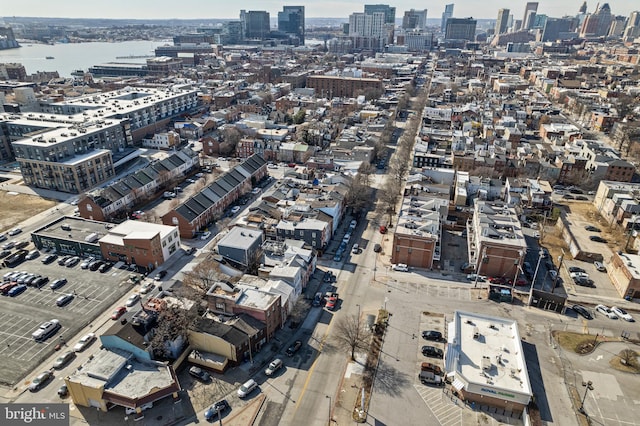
[[449, 311, 532, 400], [33, 216, 112, 245]]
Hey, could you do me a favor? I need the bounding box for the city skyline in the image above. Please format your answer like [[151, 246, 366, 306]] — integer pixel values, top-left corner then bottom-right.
[[1, 0, 638, 21]]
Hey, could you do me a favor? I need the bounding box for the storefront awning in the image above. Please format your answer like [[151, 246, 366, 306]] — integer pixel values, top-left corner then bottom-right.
[[452, 378, 465, 391]]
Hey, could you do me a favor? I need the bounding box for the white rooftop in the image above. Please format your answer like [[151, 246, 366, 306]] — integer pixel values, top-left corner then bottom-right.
[[447, 311, 532, 404], [99, 220, 177, 245]]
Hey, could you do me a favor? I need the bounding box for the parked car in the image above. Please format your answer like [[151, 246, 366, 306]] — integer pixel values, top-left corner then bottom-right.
[[154, 270, 168, 281], [570, 272, 589, 279], [466, 274, 486, 282], [29, 371, 53, 392], [422, 330, 443, 341], [589, 236, 607, 243], [57, 384, 68, 398], [326, 294, 338, 310], [421, 345, 444, 358], [593, 261, 606, 272], [312, 292, 324, 307], [111, 306, 127, 320], [98, 261, 113, 273], [49, 278, 67, 290], [230, 206, 240, 215], [585, 226, 601, 232], [8, 228, 22, 236], [286, 340, 302, 357], [89, 260, 104, 271], [80, 257, 95, 269], [595, 304, 618, 319], [56, 294, 73, 307], [351, 244, 360, 254], [373, 243, 382, 253], [200, 231, 212, 240], [125, 293, 140, 307], [265, 358, 283, 376], [460, 262, 475, 273], [185, 247, 197, 255], [611, 306, 634, 322], [140, 281, 155, 294], [1, 241, 15, 250], [574, 277, 595, 287], [204, 400, 230, 421], [65, 256, 81, 267], [73, 333, 96, 352], [53, 351, 76, 369], [421, 362, 444, 376], [25, 250, 40, 260], [42, 254, 57, 264], [32, 319, 61, 341], [237, 379, 258, 398], [392, 263, 409, 272], [188, 366, 211, 382], [568, 266, 586, 273], [32, 276, 49, 288], [8, 284, 27, 297]]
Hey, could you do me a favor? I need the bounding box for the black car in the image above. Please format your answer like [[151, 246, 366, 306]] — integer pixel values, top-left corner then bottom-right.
[[0, 250, 10, 259], [575, 196, 589, 201], [589, 236, 607, 243], [185, 247, 197, 255], [422, 330, 443, 341], [41, 254, 58, 264], [585, 226, 601, 232], [204, 399, 230, 421], [572, 304, 593, 320], [563, 194, 575, 200], [98, 262, 113, 273], [57, 255, 72, 266], [57, 384, 68, 398], [286, 340, 302, 357], [422, 345, 444, 358], [32, 276, 49, 288], [323, 271, 333, 282], [89, 260, 104, 271], [568, 266, 586, 273], [574, 277, 595, 287], [154, 270, 168, 281], [188, 366, 211, 382]]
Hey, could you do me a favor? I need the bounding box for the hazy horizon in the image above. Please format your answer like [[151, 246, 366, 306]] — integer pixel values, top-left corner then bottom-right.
[[2, 1, 638, 21]]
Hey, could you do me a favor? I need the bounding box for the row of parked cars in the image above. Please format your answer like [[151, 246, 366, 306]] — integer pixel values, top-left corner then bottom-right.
[[571, 304, 634, 321]]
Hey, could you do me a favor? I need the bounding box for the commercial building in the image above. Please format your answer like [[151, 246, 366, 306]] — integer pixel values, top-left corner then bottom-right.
[[402, 9, 428, 30], [441, 4, 454, 32], [241, 10, 270, 40], [445, 311, 532, 416], [278, 6, 305, 44], [65, 348, 180, 413], [445, 18, 477, 41], [521, 2, 539, 31], [217, 227, 264, 268], [606, 251, 640, 300], [495, 9, 510, 35], [99, 220, 181, 270]]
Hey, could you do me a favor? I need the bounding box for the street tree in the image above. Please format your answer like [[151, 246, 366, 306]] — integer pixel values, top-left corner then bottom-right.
[[333, 314, 372, 361]]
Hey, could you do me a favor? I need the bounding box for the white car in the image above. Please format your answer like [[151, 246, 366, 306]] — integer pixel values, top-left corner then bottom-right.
[[595, 304, 618, 319], [466, 274, 487, 282], [231, 206, 241, 214], [570, 272, 589, 279], [125, 293, 140, 307], [200, 231, 212, 240], [73, 333, 96, 352], [392, 263, 409, 272], [611, 306, 634, 322], [139, 281, 155, 294]]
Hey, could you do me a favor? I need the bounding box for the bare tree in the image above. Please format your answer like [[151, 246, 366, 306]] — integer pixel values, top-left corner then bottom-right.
[[345, 178, 372, 215], [148, 304, 198, 359], [379, 179, 402, 225], [182, 262, 222, 293], [333, 314, 372, 361]]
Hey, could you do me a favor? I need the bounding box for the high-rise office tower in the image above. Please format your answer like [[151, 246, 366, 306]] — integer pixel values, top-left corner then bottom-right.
[[623, 11, 640, 40], [495, 8, 510, 34], [580, 3, 612, 37], [522, 2, 539, 30], [541, 17, 574, 41], [241, 10, 270, 39], [445, 17, 476, 40], [402, 9, 428, 30], [278, 6, 305, 44], [441, 4, 454, 32], [579, 2, 588, 14], [364, 4, 396, 24]]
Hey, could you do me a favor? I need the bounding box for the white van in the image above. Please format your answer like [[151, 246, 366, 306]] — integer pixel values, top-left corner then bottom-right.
[[237, 379, 258, 398]]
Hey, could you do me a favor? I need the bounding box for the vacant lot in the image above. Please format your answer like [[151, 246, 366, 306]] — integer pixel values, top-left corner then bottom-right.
[[0, 192, 56, 233]]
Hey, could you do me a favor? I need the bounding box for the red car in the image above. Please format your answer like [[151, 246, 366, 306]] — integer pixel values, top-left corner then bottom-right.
[[111, 306, 127, 320], [326, 294, 338, 310]]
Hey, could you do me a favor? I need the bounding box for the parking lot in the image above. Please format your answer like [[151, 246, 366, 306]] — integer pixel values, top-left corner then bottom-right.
[[0, 253, 134, 385]]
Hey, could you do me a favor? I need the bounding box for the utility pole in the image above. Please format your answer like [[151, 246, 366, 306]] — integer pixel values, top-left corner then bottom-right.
[[551, 249, 564, 293], [474, 248, 487, 288], [527, 249, 544, 306]]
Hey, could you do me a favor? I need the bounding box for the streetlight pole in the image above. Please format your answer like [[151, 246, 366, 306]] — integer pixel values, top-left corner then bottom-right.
[[474, 248, 486, 288], [551, 249, 565, 293], [580, 380, 594, 414], [527, 249, 544, 306], [325, 395, 332, 426]]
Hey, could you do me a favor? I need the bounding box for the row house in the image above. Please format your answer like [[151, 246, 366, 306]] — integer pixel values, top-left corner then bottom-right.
[[79, 148, 198, 221], [162, 154, 267, 238]]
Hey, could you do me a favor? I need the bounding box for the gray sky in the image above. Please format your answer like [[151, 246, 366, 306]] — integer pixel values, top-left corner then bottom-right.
[[2, 1, 637, 20]]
